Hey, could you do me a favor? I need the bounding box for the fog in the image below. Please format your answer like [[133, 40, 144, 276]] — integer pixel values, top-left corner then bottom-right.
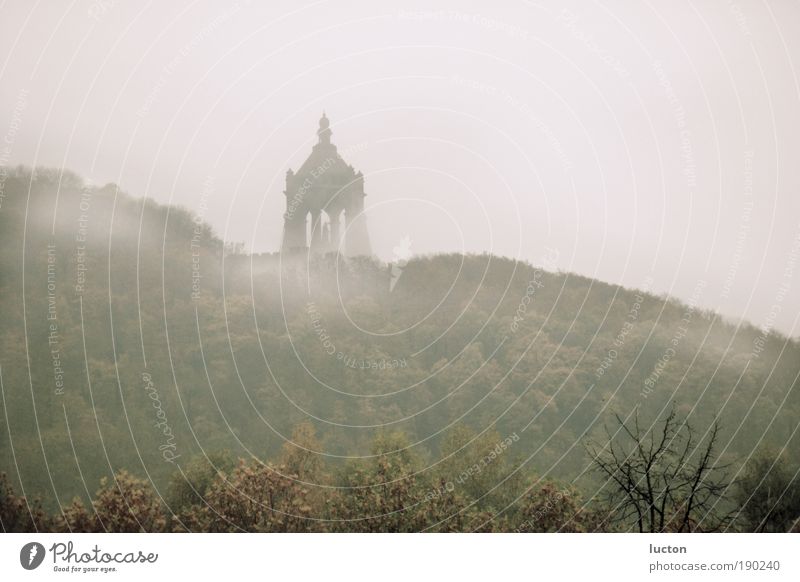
[[1, 0, 799, 336]]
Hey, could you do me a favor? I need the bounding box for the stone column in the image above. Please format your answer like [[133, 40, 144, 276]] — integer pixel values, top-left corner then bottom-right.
[[330, 209, 340, 248], [310, 209, 322, 249]]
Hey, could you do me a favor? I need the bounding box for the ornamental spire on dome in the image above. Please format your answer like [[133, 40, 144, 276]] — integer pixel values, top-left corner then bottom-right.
[[317, 111, 332, 145]]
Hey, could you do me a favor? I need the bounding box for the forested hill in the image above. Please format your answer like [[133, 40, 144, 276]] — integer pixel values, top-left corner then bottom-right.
[[1, 167, 798, 509]]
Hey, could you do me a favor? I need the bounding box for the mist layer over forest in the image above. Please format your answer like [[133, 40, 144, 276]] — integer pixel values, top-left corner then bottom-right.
[[1, 168, 798, 532]]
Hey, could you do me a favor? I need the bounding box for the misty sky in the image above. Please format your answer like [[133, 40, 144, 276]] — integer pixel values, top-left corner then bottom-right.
[[1, 0, 799, 336]]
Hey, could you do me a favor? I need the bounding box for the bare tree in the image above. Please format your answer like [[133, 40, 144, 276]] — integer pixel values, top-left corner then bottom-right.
[[587, 406, 734, 532]]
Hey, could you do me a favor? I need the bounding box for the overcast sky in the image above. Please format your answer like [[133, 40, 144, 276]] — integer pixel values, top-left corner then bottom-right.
[[1, 0, 799, 336]]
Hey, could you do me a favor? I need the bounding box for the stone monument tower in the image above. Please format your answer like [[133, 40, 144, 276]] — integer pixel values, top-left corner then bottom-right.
[[281, 113, 372, 256]]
